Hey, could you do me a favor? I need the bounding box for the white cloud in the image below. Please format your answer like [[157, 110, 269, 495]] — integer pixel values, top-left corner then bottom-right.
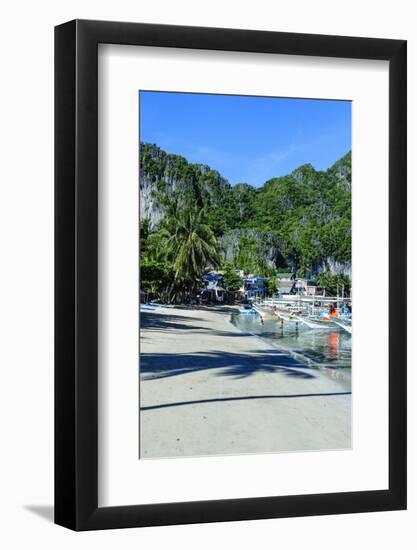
[[246, 144, 297, 184]]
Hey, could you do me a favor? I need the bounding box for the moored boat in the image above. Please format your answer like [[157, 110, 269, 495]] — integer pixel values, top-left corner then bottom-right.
[[274, 307, 300, 323], [252, 304, 277, 319], [331, 318, 352, 334], [293, 314, 335, 329], [238, 304, 258, 315]]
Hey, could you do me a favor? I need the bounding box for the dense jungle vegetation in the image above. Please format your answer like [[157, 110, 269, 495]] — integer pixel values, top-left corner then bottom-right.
[[140, 142, 351, 300]]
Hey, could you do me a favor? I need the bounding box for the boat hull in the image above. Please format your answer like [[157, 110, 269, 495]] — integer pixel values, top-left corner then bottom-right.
[[252, 305, 277, 319]]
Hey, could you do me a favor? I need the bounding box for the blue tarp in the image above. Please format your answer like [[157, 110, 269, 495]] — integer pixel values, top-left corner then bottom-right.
[[202, 274, 223, 281]]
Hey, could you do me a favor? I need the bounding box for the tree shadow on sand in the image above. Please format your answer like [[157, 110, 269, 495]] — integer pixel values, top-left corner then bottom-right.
[[140, 311, 207, 332], [140, 391, 352, 411], [140, 311, 254, 338], [140, 349, 316, 380]]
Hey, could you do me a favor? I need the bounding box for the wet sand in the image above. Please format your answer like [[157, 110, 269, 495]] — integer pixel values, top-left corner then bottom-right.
[[140, 306, 351, 458]]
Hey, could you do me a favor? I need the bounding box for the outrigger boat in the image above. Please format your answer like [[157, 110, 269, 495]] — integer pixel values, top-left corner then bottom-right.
[[273, 307, 301, 324], [331, 318, 352, 334], [293, 314, 335, 329], [251, 292, 352, 333], [252, 303, 277, 319], [141, 303, 161, 311], [238, 304, 258, 315]]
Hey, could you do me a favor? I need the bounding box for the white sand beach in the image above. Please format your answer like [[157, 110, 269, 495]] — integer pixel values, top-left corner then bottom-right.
[[140, 306, 351, 458]]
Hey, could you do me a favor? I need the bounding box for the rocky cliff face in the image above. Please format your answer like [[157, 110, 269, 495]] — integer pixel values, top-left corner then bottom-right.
[[139, 142, 352, 277], [220, 229, 282, 267], [314, 257, 352, 278], [139, 144, 171, 228], [328, 152, 352, 190], [140, 143, 229, 229]]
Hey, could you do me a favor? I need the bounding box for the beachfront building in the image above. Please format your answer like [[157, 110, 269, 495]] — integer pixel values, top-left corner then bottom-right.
[[243, 277, 268, 300], [198, 272, 274, 303], [198, 274, 227, 303], [285, 277, 325, 297]]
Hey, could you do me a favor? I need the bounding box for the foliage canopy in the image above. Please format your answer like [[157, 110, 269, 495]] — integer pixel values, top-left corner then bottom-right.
[[140, 142, 351, 299]]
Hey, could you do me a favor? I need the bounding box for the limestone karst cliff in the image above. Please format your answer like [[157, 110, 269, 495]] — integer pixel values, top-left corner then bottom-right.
[[139, 142, 351, 277]]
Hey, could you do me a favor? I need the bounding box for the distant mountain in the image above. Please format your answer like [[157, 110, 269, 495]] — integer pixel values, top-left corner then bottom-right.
[[139, 142, 351, 277]]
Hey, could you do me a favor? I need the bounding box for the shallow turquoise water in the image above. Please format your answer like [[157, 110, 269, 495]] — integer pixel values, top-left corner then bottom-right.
[[231, 313, 352, 371]]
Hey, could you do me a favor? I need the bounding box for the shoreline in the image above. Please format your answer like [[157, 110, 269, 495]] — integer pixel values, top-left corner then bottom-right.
[[140, 305, 351, 459], [229, 313, 352, 390]]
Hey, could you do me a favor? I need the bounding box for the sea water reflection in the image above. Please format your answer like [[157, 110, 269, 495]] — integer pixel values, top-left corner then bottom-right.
[[231, 313, 351, 373]]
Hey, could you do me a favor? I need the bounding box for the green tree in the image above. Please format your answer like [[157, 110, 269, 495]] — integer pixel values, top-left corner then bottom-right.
[[221, 262, 242, 292], [265, 275, 278, 295], [140, 257, 173, 298], [140, 142, 352, 282], [315, 272, 351, 296], [162, 205, 220, 300]]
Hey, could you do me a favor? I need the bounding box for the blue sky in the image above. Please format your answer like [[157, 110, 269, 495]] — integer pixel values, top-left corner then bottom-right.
[[140, 91, 351, 187]]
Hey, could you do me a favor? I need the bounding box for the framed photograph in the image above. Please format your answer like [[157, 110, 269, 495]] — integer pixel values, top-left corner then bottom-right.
[[55, 20, 406, 530]]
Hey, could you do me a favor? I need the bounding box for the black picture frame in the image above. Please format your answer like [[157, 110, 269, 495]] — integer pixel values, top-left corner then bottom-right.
[[55, 19, 407, 531]]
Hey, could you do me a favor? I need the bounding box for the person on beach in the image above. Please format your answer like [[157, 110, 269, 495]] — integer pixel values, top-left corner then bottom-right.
[[329, 302, 338, 317]]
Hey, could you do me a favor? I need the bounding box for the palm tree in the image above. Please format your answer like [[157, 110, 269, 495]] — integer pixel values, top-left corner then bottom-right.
[[163, 204, 220, 301]]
